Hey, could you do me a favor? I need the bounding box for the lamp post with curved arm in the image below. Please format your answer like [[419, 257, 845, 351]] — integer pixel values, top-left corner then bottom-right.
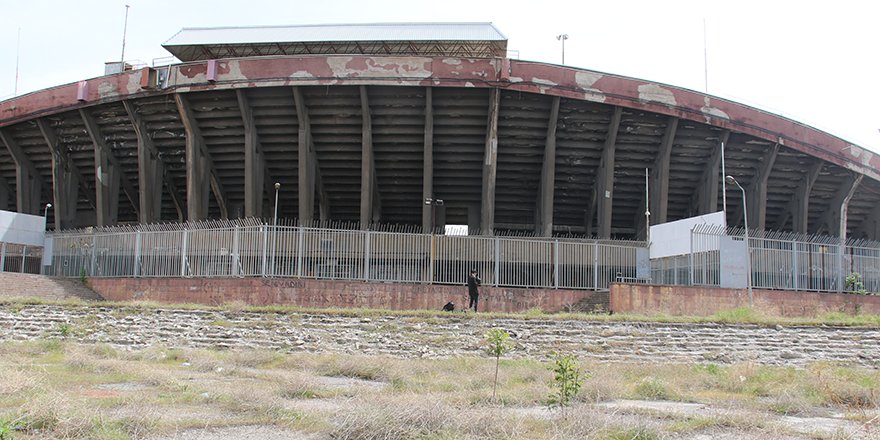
[[725, 175, 752, 306]]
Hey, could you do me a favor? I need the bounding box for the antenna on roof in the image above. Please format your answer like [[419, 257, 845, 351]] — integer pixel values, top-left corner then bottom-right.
[[120, 4, 130, 64]]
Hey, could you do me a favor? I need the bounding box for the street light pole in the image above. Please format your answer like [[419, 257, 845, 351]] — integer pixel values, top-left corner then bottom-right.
[[556, 34, 568, 65], [726, 176, 752, 307], [44, 203, 52, 230]]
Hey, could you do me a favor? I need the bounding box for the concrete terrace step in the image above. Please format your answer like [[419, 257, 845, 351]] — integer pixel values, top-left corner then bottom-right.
[[0, 272, 104, 301]]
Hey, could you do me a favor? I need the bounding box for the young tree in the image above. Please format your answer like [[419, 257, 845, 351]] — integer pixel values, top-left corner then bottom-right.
[[484, 328, 514, 402], [548, 353, 586, 417]]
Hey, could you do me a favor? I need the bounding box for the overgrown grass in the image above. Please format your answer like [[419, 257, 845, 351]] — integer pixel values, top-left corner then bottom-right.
[[0, 339, 875, 439]]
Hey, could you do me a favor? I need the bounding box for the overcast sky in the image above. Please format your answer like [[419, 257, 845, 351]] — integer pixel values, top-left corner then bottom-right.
[[2, 0, 878, 151]]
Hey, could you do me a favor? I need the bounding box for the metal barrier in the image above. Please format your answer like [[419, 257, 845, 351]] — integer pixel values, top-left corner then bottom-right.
[[673, 225, 880, 293], [0, 242, 43, 274], [48, 220, 647, 291]]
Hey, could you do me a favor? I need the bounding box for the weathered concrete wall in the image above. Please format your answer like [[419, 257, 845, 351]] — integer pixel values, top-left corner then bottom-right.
[[1, 304, 877, 367], [87, 277, 608, 313], [610, 283, 880, 317]]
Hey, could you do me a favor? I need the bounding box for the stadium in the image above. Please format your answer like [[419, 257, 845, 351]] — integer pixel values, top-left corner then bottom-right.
[[2, 23, 880, 308]]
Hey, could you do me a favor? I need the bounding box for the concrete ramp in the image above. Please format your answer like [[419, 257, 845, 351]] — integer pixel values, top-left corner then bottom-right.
[[0, 272, 104, 301]]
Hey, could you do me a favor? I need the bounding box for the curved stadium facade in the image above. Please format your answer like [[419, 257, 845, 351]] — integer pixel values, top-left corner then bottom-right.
[[2, 22, 880, 242]]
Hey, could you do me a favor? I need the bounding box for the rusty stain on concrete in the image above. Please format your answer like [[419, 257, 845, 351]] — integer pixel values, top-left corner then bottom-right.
[[700, 97, 730, 122], [638, 84, 677, 106]]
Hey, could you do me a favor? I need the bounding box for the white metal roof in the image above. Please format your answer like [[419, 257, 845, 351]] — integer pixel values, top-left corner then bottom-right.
[[163, 22, 507, 46]]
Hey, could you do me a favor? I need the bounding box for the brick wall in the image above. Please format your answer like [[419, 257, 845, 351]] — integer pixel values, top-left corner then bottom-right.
[[0, 272, 103, 301], [610, 283, 880, 317], [87, 277, 606, 313]]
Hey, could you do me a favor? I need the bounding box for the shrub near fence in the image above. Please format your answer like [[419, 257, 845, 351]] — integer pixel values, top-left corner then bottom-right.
[[49, 220, 646, 291]]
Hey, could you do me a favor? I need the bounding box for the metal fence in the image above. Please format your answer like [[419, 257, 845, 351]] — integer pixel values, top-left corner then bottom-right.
[[652, 225, 880, 293], [48, 220, 646, 290], [0, 242, 43, 274]]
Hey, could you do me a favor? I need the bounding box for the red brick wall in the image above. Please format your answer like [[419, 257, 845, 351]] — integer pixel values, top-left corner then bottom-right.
[[610, 283, 880, 317], [87, 277, 602, 313]]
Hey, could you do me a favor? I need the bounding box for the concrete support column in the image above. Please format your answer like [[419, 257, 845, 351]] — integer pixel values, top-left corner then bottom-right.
[[650, 117, 678, 225], [0, 129, 42, 215], [124, 100, 178, 223], [238, 90, 266, 219], [294, 87, 315, 224], [0, 178, 9, 211], [817, 174, 857, 235], [480, 89, 500, 235], [38, 119, 87, 230], [746, 143, 778, 231], [80, 109, 131, 226], [695, 131, 729, 215], [536, 96, 561, 237], [595, 106, 622, 239], [176, 95, 211, 221], [421, 87, 434, 233], [792, 161, 822, 234], [359, 86, 381, 229]]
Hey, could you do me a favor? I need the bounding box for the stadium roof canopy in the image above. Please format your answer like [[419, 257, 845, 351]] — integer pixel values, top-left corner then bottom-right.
[[162, 22, 509, 61]]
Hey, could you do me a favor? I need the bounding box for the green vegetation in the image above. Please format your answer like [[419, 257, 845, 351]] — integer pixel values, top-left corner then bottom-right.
[[484, 328, 514, 401], [548, 353, 586, 417]]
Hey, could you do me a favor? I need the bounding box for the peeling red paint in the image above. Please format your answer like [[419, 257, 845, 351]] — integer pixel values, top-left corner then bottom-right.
[[2, 55, 879, 181]]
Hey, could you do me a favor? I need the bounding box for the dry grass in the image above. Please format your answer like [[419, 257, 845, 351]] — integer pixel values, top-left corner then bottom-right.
[[0, 336, 876, 439]]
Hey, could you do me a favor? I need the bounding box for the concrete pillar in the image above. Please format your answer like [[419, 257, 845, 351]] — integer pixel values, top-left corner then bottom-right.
[[480, 89, 500, 235], [80, 109, 124, 226], [0, 129, 42, 215], [124, 101, 164, 223], [359, 86, 381, 229], [792, 161, 822, 234], [0, 178, 9, 211], [536, 96, 561, 237], [37, 119, 82, 230], [176, 94, 211, 221], [596, 106, 622, 239], [817, 174, 857, 235], [746, 143, 778, 231], [696, 131, 729, 215], [650, 117, 678, 225], [238, 90, 265, 219], [421, 87, 434, 233], [294, 87, 315, 224]]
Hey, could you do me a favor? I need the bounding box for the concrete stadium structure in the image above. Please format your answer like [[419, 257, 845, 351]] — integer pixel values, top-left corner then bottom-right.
[[3, 22, 880, 240]]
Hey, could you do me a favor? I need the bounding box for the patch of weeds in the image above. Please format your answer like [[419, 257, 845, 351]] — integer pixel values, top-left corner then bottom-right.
[[633, 377, 677, 401], [667, 416, 720, 433], [524, 307, 545, 317], [209, 319, 235, 328], [711, 307, 763, 324], [693, 363, 721, 375], [57, 323, 73, 338], [603, 426, 661, 440]]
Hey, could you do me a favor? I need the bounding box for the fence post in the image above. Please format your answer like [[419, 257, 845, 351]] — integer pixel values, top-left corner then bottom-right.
[[20, 245, 26, 273], [232, 225, 241, 277], [180, 229, 189, 277], [493, 237, 500, 287], [133, 231, 141, 277], [260, 224, 268, 277], [689, 227, 695, 285], [553, 240, 559, 289], [429, 235, 435, 285], [90, 234, 97, 277], [592, 243, 599, 290], [296, 226, 304, 278], [0, 242, 5, 272], [791, 240, 798, 291], [364, 230, 371, 281]]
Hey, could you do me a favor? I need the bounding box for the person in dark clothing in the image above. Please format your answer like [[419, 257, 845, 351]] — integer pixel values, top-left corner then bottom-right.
[[467, 269, 481, 312]]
